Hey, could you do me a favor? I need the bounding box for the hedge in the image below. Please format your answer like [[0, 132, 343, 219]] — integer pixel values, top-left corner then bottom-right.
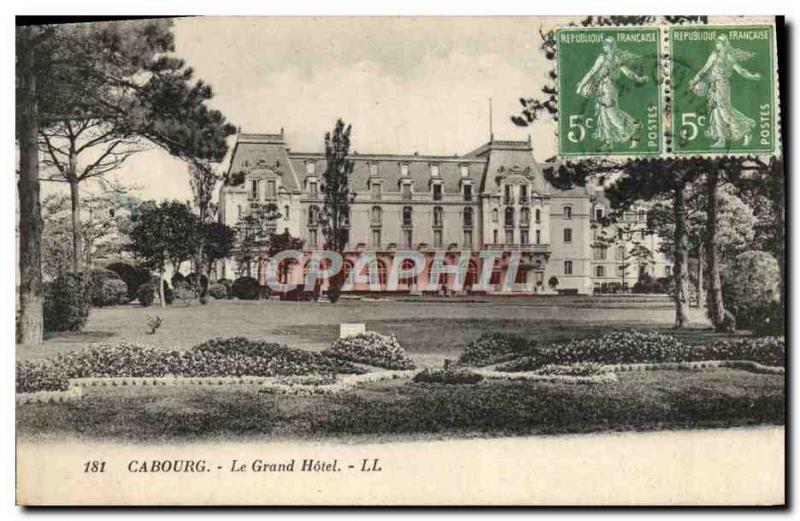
[[44, 272, 92, 332]]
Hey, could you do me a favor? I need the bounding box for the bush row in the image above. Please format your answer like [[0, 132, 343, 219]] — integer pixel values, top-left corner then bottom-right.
[[412, 367, 483, 385]]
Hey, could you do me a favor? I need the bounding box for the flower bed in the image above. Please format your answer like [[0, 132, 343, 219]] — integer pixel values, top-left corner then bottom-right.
[[412, 367, 484, 385], [457, 332, 534, 367], [533, 363, 607, 377], [323, 332, 416, 370], [17, 339, 365, 394], [259, 370, 414, 396], [494, 332, 785, 372], [474, 367, 617, 384]]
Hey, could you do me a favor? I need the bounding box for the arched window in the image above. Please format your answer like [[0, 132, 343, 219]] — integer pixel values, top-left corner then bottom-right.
[[403, 206, 413, 227], [433, 206, 443, 227], [492, 208, 499, 223], [504, 207, 515, 227], [564, 260, 573, 275], [563, 205, 573, 218], [535, 208, 541, 223], [463, 207, 474, 228], [371, 206, 382, 225], [376, 260, 388, 287]]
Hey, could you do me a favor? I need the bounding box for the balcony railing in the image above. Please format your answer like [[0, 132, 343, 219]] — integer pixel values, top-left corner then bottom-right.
[[483, 243, 550, 253]]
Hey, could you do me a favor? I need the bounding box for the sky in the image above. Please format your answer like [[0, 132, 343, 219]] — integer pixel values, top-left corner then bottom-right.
[[47, 16, 565, 202]]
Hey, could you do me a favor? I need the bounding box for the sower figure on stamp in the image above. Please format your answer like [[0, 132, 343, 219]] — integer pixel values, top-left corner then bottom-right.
[[689, 34, 761, 149], [576, 36, 648, 151]]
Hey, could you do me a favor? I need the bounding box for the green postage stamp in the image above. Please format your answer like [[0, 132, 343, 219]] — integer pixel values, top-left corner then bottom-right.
[[557, 27, 662, 157], [670, 24, 777, 155]]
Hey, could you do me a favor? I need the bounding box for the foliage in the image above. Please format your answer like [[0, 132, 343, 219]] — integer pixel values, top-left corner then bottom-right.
[[137, 282, 156, 307], [217, 278, 234, 298], [208, 283, 228, 300], [93, 278, 129, 307], [698, 337, 784, 367], [234, 203, 281, 277], [146, 315, 163, 335], [106, 261, 151, 300], [128, 200, 201, 275], [162, 280, 175, 305], [171, 272, 186, 288], [412, 367, 483, 385], [186, 273, 209, 294], [548, 276, 559, 290], [200, 222, 236, 273], [231, 276, 261, 300], [43, 272, 92, 332], [723, 251, 781, 332], [16, 359, 69, 393], [324, 332, 416, 370], [531, 363, 608, 377], [458, 332, 535, 367]]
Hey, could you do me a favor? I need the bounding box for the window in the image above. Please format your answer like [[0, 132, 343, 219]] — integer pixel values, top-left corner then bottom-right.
[[460, 165, 469, 178], [665, 265, 672, 276], [251, 179, 259, 199], [504, 185, 512, 204], [308, 205, 319, 226], [492, 208, 499, 223], [617, 246, 625, 260], [371, 229, 381, 247], [369, 163, 378, 176], [403, 229, 413, 248], [618, 266, 626, 276], [535, 208, 541, 223], [493, 229, 499, 244], [564, 260, 573, 275], [371, 206, 382, 225], [463, 184, 473, 202], [400, 163, 409, 176], [430, 164, 440, 177], [267, 179, 276, 198], [433, 206, 443, 227], [594, 246, 607, 260], [520, 230, 529, 244], [535, 229, 541, 244], [463, 208, 473, 228], [309, 229, 318, 248], [237, 205, 242, 218], [505, 229, 514, 244], [638, 209, 646, 221], [306, 162, 316, 175], [564, 228, 572, 243], [371, 182, 382, 200], [520, 207, 530, 226], [402, 183, 412, 201], [402, 206, 413, 227], [308, 181, 317, 198], [596, 266, 605, 277], [596, 208, 603, 221], [463, 230, 473, 248], [504, 207, 515, 227], [433, 229, 443, 247], [563, 205, 572, 218], [433, 184, 442, 201], [519, 185, 528, 203], [284, 205, 290, 221]]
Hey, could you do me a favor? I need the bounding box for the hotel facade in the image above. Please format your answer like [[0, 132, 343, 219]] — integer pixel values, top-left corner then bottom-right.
[[216, 131, 670, 295]]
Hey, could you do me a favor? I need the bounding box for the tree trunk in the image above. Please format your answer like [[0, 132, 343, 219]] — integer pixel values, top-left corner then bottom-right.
[[158, 270, 166, 308], [68, 174, 83, 272], [672, 186, 689, 328], [17, 30, 44, 345], [695, 243, 704, 308], [705, 169, 726, 329]]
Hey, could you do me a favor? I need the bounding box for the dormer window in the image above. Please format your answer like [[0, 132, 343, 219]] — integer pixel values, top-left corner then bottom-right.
[[369, 162, 379, 177], [460, 165, 469, 178], [308, 180, 318, 198], [400, 163, 409, 176], [266, 179, 277, 198], [463, 184, 473, 202], [306, 161, 316, 175], [250, 179, 259, 200], [432, 183, 442, 201], [519, 185, 529, 204], [430, 164, 440, 177]]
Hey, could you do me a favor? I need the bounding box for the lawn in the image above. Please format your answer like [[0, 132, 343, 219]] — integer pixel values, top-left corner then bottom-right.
[[20, 295, 718, 368], [16, 368, 784, 442]]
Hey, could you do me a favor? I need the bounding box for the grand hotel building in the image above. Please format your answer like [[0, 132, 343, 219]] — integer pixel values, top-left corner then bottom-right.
[[216, 130, 670, 295]]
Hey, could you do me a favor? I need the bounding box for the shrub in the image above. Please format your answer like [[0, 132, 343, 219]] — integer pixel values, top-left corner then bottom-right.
[[137, 282, 156, 307], [92, 278, 128, 307], [413, 367, 483, 385], [534, 363, 607, 377], [16, 359, 68, 393], [548, 276, 559, 290], [458, 332, 534, 367], [173, 285, 196, 304], [88, 268, 121, 306], [217, 278, 234, 299], [208, 283, 228, 300], [106, 262, 151, 300], [723, 251, 781, 332], [43, 272, 92, 332], [146, 315, 163, 335], [232, 276, 261, 300], [697, 337, 784, 367], [186, 273, 210, 295], [171, 272, 186, 289], [324, 332, 416, 369]]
